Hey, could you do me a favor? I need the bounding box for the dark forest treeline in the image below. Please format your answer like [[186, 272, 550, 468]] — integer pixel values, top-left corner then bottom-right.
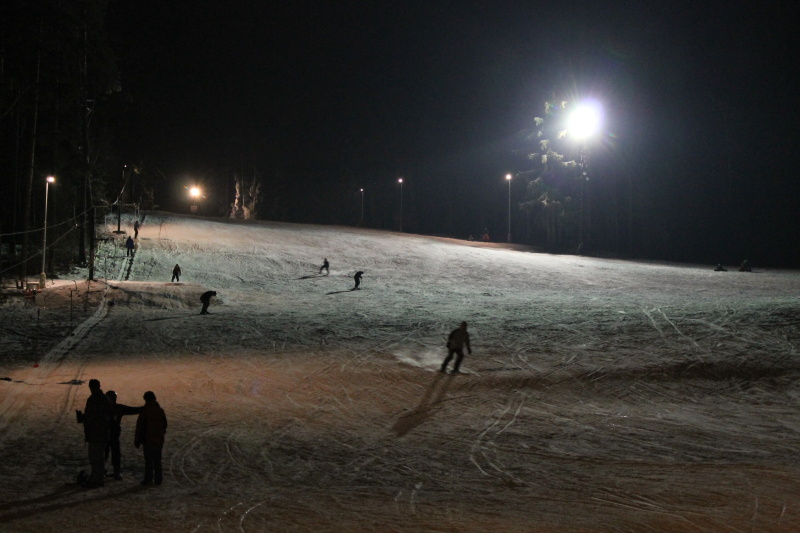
[[0, 0, 125, 282]]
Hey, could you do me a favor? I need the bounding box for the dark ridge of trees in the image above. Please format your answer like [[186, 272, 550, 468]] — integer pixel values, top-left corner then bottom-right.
[[0, 0, 124, 282]]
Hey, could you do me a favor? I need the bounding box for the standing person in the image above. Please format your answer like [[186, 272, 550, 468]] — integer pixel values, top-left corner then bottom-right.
[[352, 271, 364, 290], [319, 258, 330, 275], [125, 236, 135, 257], [171, 264, 182, 282], [440, 321, 472, 374], [133, 220, 140, 239], [105, 391, 143, 480], [134, 391, 168, 486], [199, 290, 217, 315], [77, 379, 113, 487]]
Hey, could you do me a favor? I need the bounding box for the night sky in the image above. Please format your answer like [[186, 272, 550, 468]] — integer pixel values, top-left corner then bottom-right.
[[104, 1, 800, 266]]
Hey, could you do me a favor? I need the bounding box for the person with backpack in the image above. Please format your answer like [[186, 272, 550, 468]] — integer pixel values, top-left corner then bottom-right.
[[77, 379, 113, 487]]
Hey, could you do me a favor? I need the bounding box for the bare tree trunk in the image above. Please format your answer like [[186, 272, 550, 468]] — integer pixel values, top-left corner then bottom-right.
[[80, 7, 92, 275], [20, 42, 41, 283], [230, 177, 242, 218]]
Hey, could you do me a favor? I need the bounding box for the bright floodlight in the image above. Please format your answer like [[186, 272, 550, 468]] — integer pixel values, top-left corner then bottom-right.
[[568, 103, 602, 140], [398, 178, 403, 184], [505, 173, 512, 181], [46, 176, 55, 183], [190, 187, 201, 198]]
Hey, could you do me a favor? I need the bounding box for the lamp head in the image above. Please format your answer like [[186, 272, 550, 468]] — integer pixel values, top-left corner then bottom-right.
[[568, 102, 602, 140]]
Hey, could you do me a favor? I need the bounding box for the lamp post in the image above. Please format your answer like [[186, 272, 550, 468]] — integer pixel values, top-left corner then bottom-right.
[[398, 178, 403, 232], [190, 187, 201, 213], [505, 174, 512, 243], [568, 102, 602, 251], [39, 176, 55, 288], [360, 188, 364, 225]]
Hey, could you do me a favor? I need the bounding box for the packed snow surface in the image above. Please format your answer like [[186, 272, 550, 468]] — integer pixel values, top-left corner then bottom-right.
[[1, 212, 799, 532]]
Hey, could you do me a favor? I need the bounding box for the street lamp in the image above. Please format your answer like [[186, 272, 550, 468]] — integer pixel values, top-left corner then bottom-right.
[[568, 101, 603, 250], [359, 188, 364, 225], [568, 103, 601, 141], [189, 187, 201, 213], [398, 178, 403, 232], [505, 174, 512, 243], [39, 176, 55, 288]]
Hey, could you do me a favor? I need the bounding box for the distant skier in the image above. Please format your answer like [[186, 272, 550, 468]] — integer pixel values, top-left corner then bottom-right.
[[739, 259, 752, 272], [440, 321, 472, 374], [352, 271, 364, 290], [199, 290, 217, 315], [319, 258, 330, 275], [133, 220, 140, 239], [135, 391, 167, 486], [105, 390, 143, 480], [125, 236, 135, 257], [171, 264, 182, 282], [714, 264, 727, 272]]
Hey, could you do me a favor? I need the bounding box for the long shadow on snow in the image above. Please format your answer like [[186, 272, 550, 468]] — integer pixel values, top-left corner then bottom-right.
[[392, 373, 455, 437], [0, 485, 145, 524], [468, 360, 797, 392], [326, 289, 362, 295]]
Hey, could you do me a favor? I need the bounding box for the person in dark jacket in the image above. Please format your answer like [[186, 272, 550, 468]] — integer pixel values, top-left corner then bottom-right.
[[105, 390, 143, 480], [440, 321, 472, 374], [125, 236, 135, 257], [133, 220, 140, 239], [352, 271, 363, 290], [171, 264, 182, 282], [135, 391, 168, 486], [199, 290, 216, 314], [319, 258, 330, 275], [77, 379, 113, 487]]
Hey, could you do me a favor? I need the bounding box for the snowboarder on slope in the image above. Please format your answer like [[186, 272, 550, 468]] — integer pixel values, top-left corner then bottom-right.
[[199, 290, 217, 315], [171, 264, 182, 282], [353, 271, 364, 290], [319, 258, 330, 275], [441, 321, 472, 374], [134, 391, 168, 486]]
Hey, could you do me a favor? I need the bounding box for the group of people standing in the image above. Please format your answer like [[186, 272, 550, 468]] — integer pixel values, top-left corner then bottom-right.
[[77, 379, 167, 488]]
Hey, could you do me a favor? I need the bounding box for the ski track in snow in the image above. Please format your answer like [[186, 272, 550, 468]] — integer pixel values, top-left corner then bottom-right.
[[0, 211, 799, 532]]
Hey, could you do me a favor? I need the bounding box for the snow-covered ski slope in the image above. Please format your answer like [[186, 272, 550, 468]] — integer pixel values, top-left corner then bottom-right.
[[1, 211, 799, 532]]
